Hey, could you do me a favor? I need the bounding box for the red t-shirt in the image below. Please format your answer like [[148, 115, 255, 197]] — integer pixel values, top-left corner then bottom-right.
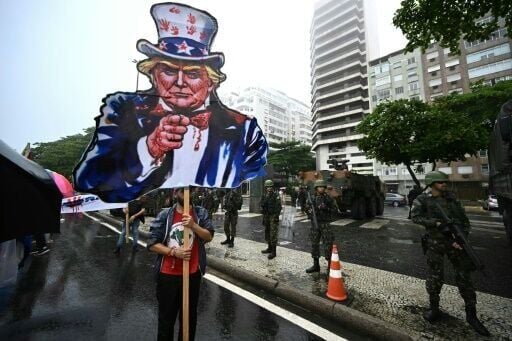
[[160, 210, 199, 275]]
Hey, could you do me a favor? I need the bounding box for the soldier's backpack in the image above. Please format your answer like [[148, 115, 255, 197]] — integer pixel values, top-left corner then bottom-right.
[[235, 193, 243, 210]]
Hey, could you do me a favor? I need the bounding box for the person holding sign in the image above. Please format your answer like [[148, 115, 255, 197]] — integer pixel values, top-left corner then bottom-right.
[[147, 188, 214, 340], [73, 2, 268, 203]]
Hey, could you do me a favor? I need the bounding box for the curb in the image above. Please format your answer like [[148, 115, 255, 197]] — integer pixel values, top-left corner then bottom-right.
[[207, 257, 418, 341]]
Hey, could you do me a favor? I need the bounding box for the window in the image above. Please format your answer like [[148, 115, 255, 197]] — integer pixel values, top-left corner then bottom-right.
[[375, 75, 391, 87], [377, 88, 390, 100], [443, 48, 451, 55], [466, 43, 511, 64], [468, 59, 512, 78], [450, 88, 463, 94], [408, 70, 417, 78], [479, 149, 487, 157], [446, 73, 461, 82], [426, 51, 439, 60], [395, 86, 404, 95], [374, 63, 390, 75], [445, 59, 460, 68], [402, 168, 409, 175], [384, 167, 397, 176], [457, 166, 473, 174], [393, 61, 402, 69], [429, 78, 442, 87], [410, 95, 420, 100], [428, 64, 441, 73], [393, 74, 403, 82], [408, 81, 419, 91], [464, 27, 508, 48], [438, 167, 452, 174], [407, 57, 416, 64], [371, 95, 377, 102], [481, 164, 489, 174], [496, 75, 512, 83]]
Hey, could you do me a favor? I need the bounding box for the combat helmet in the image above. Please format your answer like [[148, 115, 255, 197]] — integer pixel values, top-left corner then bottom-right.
[[425, 171, 449, 186], [264, 179, 274, 187], [314, 179, 327, 188]]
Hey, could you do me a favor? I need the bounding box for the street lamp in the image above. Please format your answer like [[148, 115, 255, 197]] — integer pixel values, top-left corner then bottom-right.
[[132, 59, 139, 93]]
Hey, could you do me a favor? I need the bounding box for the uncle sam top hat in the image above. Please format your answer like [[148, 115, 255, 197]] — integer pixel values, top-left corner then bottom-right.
[[137, 2, 224, 69]]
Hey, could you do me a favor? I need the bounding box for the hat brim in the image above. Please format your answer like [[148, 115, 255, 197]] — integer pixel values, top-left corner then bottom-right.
[[137, 39, 224, 69]]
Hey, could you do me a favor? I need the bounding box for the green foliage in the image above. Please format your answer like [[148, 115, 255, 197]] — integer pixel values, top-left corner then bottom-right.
[[31, 127, 94, 178], [393, 0, 512, 53], [267, 141, 315, 180], [356, 99, 485, 185]]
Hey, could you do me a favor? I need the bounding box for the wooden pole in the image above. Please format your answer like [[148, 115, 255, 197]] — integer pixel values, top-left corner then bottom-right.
[[182, 187, 190, 341], [125, 203, 130, 244]]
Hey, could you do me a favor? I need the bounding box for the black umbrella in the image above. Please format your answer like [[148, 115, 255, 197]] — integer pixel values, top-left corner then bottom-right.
[[0, 139, 62, 243]]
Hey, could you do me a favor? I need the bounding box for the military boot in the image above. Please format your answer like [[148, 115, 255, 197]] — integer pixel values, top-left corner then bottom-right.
[[220, 236, 230, 245], [261, 243, 272, 254], [306, 258, 320, 273], [423, 299, 441, 322], [465, 305, 490, 336], [267, 246, 276, 260], [228, 236, 234, 248]]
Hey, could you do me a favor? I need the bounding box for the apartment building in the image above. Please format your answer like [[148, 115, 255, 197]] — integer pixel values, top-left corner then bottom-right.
[[368, 48, 432, 193], [220, 87, 312, 145], [422, 17, 511, 199], [310, 0, 372, 174]]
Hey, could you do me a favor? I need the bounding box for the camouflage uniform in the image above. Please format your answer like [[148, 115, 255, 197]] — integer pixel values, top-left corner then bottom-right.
[[191, 189, 203, 207], [411, 192, 476, 308], [223, 190, 242, 239], [202, 190, 217, 219], [261, 190, 282, 249], [307, 192, 336, 260]]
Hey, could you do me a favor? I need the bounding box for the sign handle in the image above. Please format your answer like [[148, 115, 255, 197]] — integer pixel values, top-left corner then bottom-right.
[[182, 187, 190, 341], [125, 203, 130, 244]]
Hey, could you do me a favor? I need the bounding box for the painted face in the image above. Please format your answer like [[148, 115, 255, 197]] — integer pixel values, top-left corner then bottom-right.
[[153, 62, 214, 111]]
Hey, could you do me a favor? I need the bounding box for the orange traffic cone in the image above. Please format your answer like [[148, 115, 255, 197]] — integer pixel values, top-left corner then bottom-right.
[[326, 244, 348, 302]]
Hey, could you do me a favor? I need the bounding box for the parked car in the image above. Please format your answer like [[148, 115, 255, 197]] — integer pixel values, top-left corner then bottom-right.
[[384, 193, 407, 207], [482, 195, 499, 210]]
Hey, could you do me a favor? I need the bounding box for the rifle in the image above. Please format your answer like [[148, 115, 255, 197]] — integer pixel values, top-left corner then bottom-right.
[[432, 201, 485, 274], [306, 191, 319, 231]]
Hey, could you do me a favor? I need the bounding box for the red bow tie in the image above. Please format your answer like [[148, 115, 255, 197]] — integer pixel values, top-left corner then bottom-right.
[[189, 111, 211, 131]]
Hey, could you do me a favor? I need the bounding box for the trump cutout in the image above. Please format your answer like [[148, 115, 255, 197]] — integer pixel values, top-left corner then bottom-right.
[[74, 2, 268, 202]]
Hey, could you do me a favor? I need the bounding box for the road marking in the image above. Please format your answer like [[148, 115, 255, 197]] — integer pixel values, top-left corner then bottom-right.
[[360, 219, 389, 230], [239, 213, 262, 218], [331, 219, 354, 227], [204, 273, 346, 341], [83, 213, 148, 248]]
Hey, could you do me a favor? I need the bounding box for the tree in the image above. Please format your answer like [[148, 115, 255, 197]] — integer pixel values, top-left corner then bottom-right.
[[267, 141, 315, 182], [356, 99, 485, 186], [31, 127, 95, 178], [393, 0, 511, 53]]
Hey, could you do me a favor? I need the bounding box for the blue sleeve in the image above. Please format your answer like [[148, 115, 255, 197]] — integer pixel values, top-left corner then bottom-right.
[[73, 92, 165, 202], [196, 207, 215, 237], [147, 208, 169, 249], [241, 118, 268, 180]]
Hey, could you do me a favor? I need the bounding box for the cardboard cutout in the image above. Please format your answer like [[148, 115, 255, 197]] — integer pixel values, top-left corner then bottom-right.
[[73, 2, 268, 203]]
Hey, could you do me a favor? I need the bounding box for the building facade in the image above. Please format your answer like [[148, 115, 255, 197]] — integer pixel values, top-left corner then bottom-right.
[[220, 87, 312, 145], [310, 0, 372, 174], [368, 48, 432, 194], [422, 16, 511, 199]]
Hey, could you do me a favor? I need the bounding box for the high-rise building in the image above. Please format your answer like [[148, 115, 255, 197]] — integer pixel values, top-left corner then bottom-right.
[[219, 87, 312, 145], [310, 0, 372, 173]]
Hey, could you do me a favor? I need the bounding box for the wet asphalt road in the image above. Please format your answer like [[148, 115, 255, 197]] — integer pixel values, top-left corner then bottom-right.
[[0, 216, 357, 341], [227, 206, 512, 299]]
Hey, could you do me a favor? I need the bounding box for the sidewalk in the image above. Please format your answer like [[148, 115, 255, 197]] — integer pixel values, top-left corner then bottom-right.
[[93, 210, 512, 341]]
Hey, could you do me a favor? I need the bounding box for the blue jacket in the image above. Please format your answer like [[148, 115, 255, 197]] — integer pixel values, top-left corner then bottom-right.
[[147, 205, 214, 279]]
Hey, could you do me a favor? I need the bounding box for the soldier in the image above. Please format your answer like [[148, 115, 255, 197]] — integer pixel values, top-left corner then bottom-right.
[[203, 188, 217, 220], [411, 171, 490, 336], [191, 187, 203, 207], [260, 180, 282, 260], [221, 188, 243, 247], [305, 180, 336, 273], [297, 186, 307, 214], [407, 184, 422, 219]]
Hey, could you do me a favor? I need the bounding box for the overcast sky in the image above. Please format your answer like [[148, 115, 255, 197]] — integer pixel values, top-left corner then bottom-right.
[[0, 0, 406, 152]]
